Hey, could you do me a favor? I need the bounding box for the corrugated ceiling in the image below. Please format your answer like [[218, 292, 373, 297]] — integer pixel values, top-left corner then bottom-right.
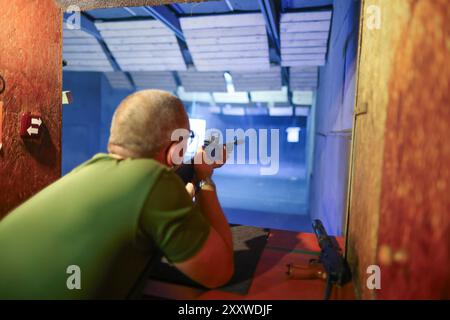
[[63, 26, 114, 72], [178, 71, 227, 92], [63, 0, 333, 108], [280, 10, 332, 67], [289, 66, 318, 90], [180, 13, 271, 71], [232, 67, 282, 91], [130, 71, 178, 91], [95, 20, 186, 71]]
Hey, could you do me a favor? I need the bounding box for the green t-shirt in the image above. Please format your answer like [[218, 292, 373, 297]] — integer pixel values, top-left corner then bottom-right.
[[0, 153, 210, 299]]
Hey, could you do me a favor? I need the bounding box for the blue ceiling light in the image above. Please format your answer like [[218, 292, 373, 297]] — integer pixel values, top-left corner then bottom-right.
[[224, 72, 235, 93], [224, 0, 234, 11]]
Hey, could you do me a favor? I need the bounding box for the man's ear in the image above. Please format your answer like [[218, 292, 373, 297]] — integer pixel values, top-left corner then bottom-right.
[[165, 142, 176, 167], [166, 142, 186, 167]]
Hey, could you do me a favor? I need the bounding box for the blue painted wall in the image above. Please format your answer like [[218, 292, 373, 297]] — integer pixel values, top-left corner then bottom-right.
[[308, 0, 361, 235], [99, 75, 134, 152], [62, 73, 135, 174], [62, 72, 102, 175]]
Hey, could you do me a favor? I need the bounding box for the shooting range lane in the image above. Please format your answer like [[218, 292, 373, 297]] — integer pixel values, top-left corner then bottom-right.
[[143, 230, 355, 300]]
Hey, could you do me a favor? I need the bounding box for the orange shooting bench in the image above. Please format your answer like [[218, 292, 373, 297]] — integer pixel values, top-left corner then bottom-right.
[[143, 229, 355, 300]]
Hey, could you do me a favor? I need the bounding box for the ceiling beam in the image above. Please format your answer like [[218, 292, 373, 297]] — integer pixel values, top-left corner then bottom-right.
[[258, 0, 290, 95], [139, 5, 194, 66], [142, 5, 186, 42], [285, 67, 293, 106], [81, 13, 120, 72], [171, 3, 185, 14], [258, 0, 280, 55]]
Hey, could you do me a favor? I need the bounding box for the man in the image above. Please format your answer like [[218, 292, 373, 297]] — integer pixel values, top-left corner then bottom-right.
[[0, 90, 234, 299]]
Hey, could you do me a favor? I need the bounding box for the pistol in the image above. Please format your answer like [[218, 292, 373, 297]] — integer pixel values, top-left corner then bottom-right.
[[286, 219, 352, 300], [312, 219, 352, 299]]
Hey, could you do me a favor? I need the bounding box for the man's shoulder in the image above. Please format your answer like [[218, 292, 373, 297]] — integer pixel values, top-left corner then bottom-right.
[[62, 153, 173, 195], [72, 153, 167, 174]]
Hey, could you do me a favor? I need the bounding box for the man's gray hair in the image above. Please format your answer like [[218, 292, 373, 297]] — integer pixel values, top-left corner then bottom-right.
[[109, 89, 188, 157]]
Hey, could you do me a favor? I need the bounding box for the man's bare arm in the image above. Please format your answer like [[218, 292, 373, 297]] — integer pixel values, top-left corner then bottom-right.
[[196, 184, 233, 253], [193, 146, 233, 252], [174, 182, 234, 289], [174, 226, 233, 289], [173, 147, 234, 288]]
